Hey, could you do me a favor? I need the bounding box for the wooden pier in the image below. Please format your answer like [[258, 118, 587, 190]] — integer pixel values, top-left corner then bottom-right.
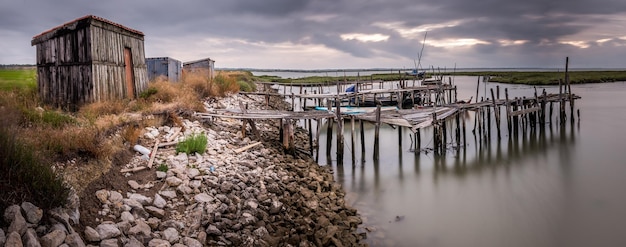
[[198, 58, 581, 165]]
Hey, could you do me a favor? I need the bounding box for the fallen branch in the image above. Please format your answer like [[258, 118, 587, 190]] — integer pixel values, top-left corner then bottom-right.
[[234, 141, 262, 153], [158, 141, 179, 148], [167, 127, 182, 142]]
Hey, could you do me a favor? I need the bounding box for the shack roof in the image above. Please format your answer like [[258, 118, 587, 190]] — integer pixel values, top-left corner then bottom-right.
[[183, 58, 215, 66], [31, 15, 144, 46]]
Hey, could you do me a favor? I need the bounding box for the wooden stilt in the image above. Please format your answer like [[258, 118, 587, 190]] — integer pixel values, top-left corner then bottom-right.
[[374, 105, 381, 160], [351, 115, 356, 165]]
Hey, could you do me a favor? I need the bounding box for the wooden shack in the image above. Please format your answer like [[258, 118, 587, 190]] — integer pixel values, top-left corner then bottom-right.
[[31, 15, 148, 107], [146, 57, 182, 82], [183, 58, 215, 79]]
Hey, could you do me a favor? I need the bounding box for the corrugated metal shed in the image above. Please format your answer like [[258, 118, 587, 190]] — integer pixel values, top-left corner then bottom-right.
[[31, 15, 148, 107], [183, 58, 215, 79], [146, 57, 182, 82]]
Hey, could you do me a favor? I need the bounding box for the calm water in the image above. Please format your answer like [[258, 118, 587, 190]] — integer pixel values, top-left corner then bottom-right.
[[281, 76, 626, 247]]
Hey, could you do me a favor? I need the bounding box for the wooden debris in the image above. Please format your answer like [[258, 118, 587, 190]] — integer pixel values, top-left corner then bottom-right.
[[148, 140, 160, 168], [235, 141, 262, 153], [167, 127, 182, 142], [121, 166, 147, 173]]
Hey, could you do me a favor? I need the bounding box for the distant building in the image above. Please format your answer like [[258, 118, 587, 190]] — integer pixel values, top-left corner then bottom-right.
[[183, 58, 215, 79], [146, 57, 182, 82], [31, 15, 148, 107]]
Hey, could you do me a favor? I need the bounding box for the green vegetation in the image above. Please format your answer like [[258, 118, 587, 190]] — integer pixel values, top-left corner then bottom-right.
[[0, 68, 36, 91], [157, 163, 169, 172], [0, 126, 70, 212], [259, 70, 626, 86], [176, 133, 208, 155]]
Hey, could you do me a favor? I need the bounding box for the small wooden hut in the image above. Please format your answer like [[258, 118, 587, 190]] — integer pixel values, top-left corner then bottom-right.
[[31, 15, 148, 107], [183, 58, 215, 79], [146, 57, 182, 82]]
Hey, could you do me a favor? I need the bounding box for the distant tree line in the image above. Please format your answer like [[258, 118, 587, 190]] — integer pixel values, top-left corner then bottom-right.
[[0, 64, 36, 69]]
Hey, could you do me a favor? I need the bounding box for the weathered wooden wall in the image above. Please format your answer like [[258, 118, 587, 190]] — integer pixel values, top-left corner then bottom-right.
[[90, 23, 147, 102], [183, 58, 215, 79], [32, 16, 147, 107]]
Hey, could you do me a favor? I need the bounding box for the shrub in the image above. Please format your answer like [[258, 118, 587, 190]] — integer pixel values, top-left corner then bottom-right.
[[157, 163, 168, 172], [213, 74, 240, 96], [238, 81, 257, 92], [139, 87, 158, 99], [175, 133, 207, 155]]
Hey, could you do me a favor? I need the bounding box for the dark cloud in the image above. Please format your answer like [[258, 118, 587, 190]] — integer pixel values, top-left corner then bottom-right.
[[1, 0, 626, 67]]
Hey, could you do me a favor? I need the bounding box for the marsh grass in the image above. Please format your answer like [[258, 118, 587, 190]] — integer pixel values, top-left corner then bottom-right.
[[175, 133, 207, 155]]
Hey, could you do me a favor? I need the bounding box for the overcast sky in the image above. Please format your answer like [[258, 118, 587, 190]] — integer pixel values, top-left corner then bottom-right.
[[2, 0, 626, 69]]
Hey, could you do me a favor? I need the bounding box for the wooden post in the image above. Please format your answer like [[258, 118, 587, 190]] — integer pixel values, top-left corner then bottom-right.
[[360, 119, 365, 161], [315, 119, 321, 162], [308, 119, 313, 156], [336, 95, 344, 163], [351, 116, 356, 165], [491, 88, 501, 139], [505, 88, 511, 136], [374, 104, 381, 160]]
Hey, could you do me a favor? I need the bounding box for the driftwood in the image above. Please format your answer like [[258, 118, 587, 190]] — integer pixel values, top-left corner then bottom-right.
[[167, 127, 182, 142], [148, 140, 160, 168], [234, 141, 262, 153], [158, 141, 179, 148], [121, 166, 147, 173]]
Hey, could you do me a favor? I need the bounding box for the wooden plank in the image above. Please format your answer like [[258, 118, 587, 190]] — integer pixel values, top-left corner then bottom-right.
[[510, 107, 540, 117], [147, 140, 160, 169], [234, 141, 263, 153]]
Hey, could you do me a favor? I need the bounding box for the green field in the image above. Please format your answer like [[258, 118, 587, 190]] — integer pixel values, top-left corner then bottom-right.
[[263, 70, 626, 85], [0, 68, 36, 91]]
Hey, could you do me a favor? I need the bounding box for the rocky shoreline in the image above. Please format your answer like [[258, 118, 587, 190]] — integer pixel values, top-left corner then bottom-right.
[[0, 89, 366, 246]]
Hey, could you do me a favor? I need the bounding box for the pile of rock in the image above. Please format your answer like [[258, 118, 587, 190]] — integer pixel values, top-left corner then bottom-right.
[[1, 92, 365, 246], [1, 201, 85, 247]]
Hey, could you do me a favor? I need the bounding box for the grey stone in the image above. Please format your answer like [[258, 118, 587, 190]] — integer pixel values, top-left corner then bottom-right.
[[253, 226, 269, 238], [122, 199, 143, 210], [8, 208, 27, 236], [145, 206, 165, 219], [124, 237, 144, 247], [165, 177, 183, 187], [193, 193, 213, 203], [22, 229, 40, 247], [220, 181, 234, 193], [205, 225, 222, 236], [128, 194, 152, 206], [152, 194, 167, 209], [161, 228, 179, 244], [84, 226, 101, 242], [40, 229, 66, 247], [109, 191, 124, 204], [128, 220, 151, 237], [175, 184, 192, 195], [156, 171, 167, 179], [182, 237, 202, 247], [21, 202, 43, 224], [99, 239, 119, 247], [95, 190, 109, 204], [245, 200, 258, 210], [6, 231, 23, 247], [0, 228, 6, 247], [187, 168, 200, 179], [65, 233, 86, 247], [120, 211, 135, 222], [147, 239, 170, 247], [96, 223, 121, 239], [269, 200, 283, 214], [116, 221, 131, 235], [158, 191, 177, 199], [128, 180, 141, 190]]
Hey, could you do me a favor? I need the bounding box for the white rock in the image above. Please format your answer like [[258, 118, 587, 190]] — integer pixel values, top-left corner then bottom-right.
[[194, 193, 213, 203], [148, 239, 171, 247], [40, 229, 66, 247], [0, 229, 5, 247], [22, 229, 39, 247], [153, 194, 167, 209], [100, 239, 119, 247], [123, 199, 144, 210], [64, 232, 86, 247], [128, 180, 141, 190], [162, 228, 179, 244], [95, 190, 109, 204], [128, 193, 152, 206], [128, 220, 151, 237], [159, 191, 177, 199], [120, 211, 135, 222], [95, 223, 121, 239], [8, 208, 26, 236], [165, 177, 183, 187], [83, 226, 100, 242], [109, 191, 123, 204], [156, 171, 167, 179], [21, 202, 43, 224], [5, 232, 22, 247], [145, 206, 165, 219], [183, 237, 202, 247], [187, 168, 200, 179]]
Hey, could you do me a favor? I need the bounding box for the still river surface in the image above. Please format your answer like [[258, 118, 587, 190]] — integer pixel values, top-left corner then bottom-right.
[[262, 73, 626, 247]]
